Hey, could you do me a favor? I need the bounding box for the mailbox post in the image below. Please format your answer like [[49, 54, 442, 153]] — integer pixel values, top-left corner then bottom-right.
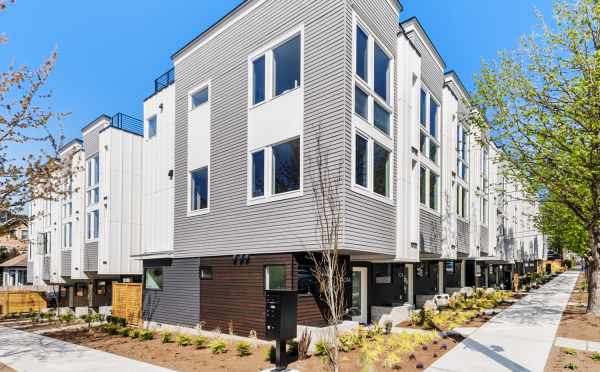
[[265, 290, 297, 371]]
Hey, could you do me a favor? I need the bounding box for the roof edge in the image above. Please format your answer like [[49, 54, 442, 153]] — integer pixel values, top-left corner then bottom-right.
[[400, 16, 446, 70]]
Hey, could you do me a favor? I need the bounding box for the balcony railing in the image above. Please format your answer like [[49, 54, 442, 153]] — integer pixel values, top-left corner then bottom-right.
[[154, 68, 175, 93], [111, 113, 143, 136]]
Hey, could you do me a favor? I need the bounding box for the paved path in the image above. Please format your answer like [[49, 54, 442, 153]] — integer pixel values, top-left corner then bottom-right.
[[0, 326, 174, 372], [427, 271, 579, 372]]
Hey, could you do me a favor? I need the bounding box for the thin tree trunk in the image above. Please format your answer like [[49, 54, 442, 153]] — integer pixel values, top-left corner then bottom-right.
[[588, 222, 600, 315]]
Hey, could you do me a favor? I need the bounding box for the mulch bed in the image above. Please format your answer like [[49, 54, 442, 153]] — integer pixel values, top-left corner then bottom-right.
[[555, 272, 600, 343], [0, 363, 15, 372], [544, 347, 600, 372], [47, 328, 460, 372]]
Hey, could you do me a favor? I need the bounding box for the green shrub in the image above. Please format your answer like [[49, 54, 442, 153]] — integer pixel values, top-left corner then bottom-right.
[[129, 329, 141, 339], [118, 327, 131, 337], [564, 362, 578, 370], [106, 315, 126, 327], [176, 334, 192, 347], [287, 340, 299, 355], [101, 323, 119, 335], [591, 352, 600, 361], [236, 341, 252, 357], [59, 313, 75, 323], [160, 332, 172, 343], [314, 340, 329, 356], [194, 336, 208, 349], [209, 339, 228, 354], [139, 329, 154, 341], [339, 333, 361, 352], [265, 346, 276, 362], [564, 348, 577, 356]]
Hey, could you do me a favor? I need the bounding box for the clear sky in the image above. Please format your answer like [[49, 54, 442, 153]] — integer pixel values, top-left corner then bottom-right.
[[0, 0, 554, 143]]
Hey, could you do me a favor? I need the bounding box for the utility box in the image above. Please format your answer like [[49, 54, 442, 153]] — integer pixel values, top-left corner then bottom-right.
[[265, 290, 297, 341]]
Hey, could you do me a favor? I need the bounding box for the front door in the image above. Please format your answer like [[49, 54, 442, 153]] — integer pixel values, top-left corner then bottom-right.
[[351, 267, 368, 324]]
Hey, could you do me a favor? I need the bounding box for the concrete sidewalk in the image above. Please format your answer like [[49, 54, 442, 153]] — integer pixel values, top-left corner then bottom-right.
[[427, 271, 579, 372], [0, 326, 174, 372]]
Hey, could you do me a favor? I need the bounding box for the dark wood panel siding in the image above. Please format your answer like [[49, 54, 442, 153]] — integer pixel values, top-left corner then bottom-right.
[[142, 258, 201, 327]]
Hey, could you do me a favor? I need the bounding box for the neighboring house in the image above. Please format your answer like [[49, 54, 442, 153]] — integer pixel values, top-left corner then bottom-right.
[[29, 115, 144, 314], [0, 212, 29, 255], [0, 253, 28, 287]]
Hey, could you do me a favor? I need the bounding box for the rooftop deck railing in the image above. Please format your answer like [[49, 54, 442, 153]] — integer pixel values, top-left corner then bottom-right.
[[154, 68, 175, 93], [111, 113, 144, 136]]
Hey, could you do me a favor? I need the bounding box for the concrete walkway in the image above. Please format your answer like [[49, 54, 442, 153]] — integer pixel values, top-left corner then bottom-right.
[[0, 326, 174, 372], [427, 271, 579, 372]]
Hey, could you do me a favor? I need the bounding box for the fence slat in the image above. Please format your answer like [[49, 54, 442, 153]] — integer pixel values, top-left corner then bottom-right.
[[0, 291, 47, 315], [111, 283, 142, 326]]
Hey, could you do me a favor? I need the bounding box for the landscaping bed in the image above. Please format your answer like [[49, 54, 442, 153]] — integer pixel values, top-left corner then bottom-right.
[[556, 272, 600, 343], [46, 323, 458, 371], [544, 347, 600, 371], [0, 363, 15, 372]]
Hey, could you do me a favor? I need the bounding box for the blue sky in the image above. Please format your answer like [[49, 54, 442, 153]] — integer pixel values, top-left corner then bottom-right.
[[0, 0, 554, 143]]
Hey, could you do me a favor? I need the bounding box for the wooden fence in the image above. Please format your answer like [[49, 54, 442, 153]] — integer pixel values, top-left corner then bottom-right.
[[0, 290, 47, 315], [112, 283, 142, 326]]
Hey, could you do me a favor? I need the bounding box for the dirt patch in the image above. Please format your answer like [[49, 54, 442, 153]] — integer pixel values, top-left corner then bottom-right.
[[0, 363, 15, 372], [544, 346, 600, 371], [47, 328, 459, 372], [556, 272, 600, 343]]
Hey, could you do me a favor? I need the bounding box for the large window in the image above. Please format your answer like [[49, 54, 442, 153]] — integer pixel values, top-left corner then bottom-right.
[[249, 137, 302, 202], [63, 222, 72, 249], [86, 155, 100, 206], [457, 124, 469, 181], [145, 268, 163, 290], [250, 32, 302, 106], [272, 138, 301, 194], [147, 115, 157, 139], [265, 265, 286, 290], [86, 210, 99, 240], [191, 167, 209, 211], [191, 87, 209, 109], [353, 134, 391, 199], [420, 166, 439, 211], [353, 23, 392, 136], [419, 88, 440, 165], [457, 185, 468, 219], [481, 148, 489, 224]]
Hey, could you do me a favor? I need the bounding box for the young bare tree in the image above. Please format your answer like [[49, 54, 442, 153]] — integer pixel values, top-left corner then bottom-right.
[[0, 0, 67, 219], [308, 131, 346, 372]]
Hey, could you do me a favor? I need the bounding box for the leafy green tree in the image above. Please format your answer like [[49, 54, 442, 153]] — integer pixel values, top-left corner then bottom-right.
[[465, 0, 600, 314], [537, 196, 589, 259]]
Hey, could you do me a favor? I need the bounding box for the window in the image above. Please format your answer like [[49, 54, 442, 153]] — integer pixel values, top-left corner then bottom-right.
[[86, 210, 99, 240], [191, 87, 209, 109], [420, 89, 427, 126], [429, 98, 438, 138], [429, 142, 438, 163], [63, 201, 72, 218], [63, 222, 72, 248], [145, 268, 163, 290], [148, 116, 157, 139], [76, 283, 85, 297], [265, 265, 286, 290], [457, 185, 468, 219], [418, 88, 440, 165], [354, 86, 369, 120], [273, 34, 301, 96], [190, 167, 209, 211], [429, 172, 439, 210], [355, 134, 368, 188], [373, 143, 390, 197], [457, 124, 469, 181], [374, 263, 392, 284], [96, 280, 106, 295], [373, 102, 390, 135], [420, 166, 427, 205], [373, 42, 390, 102], [20, 229, 28, 241], [420, 132, 427, 153], [200, 267, 213, 280], [252, 56, 266, 104], [86, 155, 100, 206], [272, 138, 300, 194], [481, 148, 489, 224], [420, 167, 439, 211], [9, 230, 16, 239], [356, 26, 368, 81], [60, 286, 67, 298], [251, 150, 265, 197]]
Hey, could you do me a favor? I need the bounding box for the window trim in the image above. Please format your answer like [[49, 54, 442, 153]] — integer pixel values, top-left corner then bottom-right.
[[247, 136, 303, 206], [85, 154, 100, 207], [418, 86, 441, 167], [188, 166, 210, 216], [351, 128, 393, 204], [144, 267, 164, 291], [147, 115, 157, 140], [200, 267, 213, 280], [96, 280, 107, 295], [419, 165, 440, 214], [247, 25, 304, 110], [189, 85, 210, 111], [85, 209, 99, 242], [264, 264, 288, 291]]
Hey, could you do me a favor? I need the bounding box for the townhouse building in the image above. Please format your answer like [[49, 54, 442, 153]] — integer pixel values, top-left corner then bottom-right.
[[26, 0, 546, 335], [28, 114, 144, 315]]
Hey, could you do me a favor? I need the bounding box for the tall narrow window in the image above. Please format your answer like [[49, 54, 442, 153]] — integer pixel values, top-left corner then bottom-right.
[[420, 166, 427, 205], [272, 138, 300, 194], [355, 134, 368, 188], [252, 56, 266, 104], [265, 265, 286, 290], [148, 116, 157, 139], [420, 89, 427, 126], [356, 26, 368, 82], [252, 150, 265, 198], [191, 167, 209, 211], [93, 210, 99, 239], [355, 86, 369, 120], [273, 35, 301, 97], [429, 172, 439, 210], [191, 87, 209, 109], [373, 103, 390, 135], [429, 98, 438, 138], [373, 143, 390, 197], [374, 42, 390, 102], [429, 142, 438, 164]]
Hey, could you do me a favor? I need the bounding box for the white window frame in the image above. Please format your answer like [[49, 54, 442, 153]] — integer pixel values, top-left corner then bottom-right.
[[419, 165, 440, 213], [188, 166, 210, 216], [86, 209, 99, 242], [85, 154, 100, 207], [419, 86, 441, 167], [247, 25, 304, 110], [352, 14, 395, 139], [480, 147, 489, 226], [63, 222, 72, 249], [247, 136, 303, 205], [147, 115, 157, 140], [351, 128, 393, 204]]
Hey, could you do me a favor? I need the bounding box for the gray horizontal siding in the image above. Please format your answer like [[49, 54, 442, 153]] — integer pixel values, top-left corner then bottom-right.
[[457, 219, 470, 255], [42, 256, 50, 281], [142, 258, 201, 327], [419, 209, 442, 255], [406, 31, 443, 101], [26, 261, 33, 283], [83, 125, 102, 157], [61, 250, 72, 277], [173, 0, 365, 258], [84, 242, 98, 272], [480, 226, 489, 255]]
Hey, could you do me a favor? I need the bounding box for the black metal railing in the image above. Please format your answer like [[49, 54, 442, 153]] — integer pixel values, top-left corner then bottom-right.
[[111, 113, 144, 136], [154, 68, 175, 93]]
